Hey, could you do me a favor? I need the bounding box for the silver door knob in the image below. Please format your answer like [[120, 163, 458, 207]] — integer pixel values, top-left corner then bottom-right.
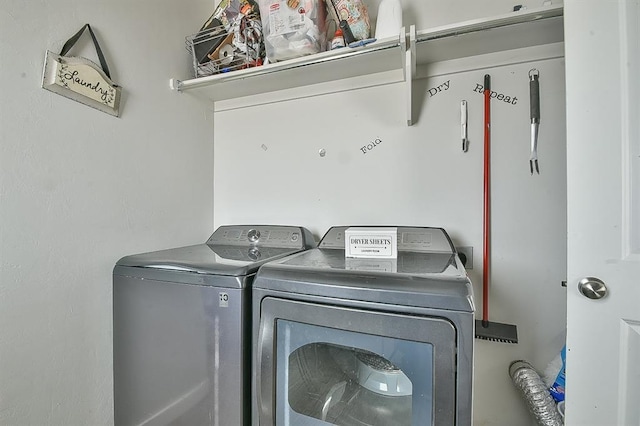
[[578, 277, 608, 300]]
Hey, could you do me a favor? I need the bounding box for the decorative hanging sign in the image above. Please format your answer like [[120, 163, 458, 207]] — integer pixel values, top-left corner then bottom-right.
[[42, 24, 121, 117]]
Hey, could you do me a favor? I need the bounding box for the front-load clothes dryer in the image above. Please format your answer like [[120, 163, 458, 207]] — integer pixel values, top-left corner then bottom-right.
[[113, 225, 315, 426], [252, 226, 475, 426]]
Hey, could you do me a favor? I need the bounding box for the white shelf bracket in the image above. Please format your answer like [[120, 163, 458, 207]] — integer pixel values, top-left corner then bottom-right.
[[405, 25, 417, 126], [169, 78, 183, 92], [399, 26, 407, 81]]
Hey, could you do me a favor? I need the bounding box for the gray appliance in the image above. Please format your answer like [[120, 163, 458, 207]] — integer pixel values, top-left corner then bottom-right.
[[113, 225, 315, 426], [252, 226, 475, 426]]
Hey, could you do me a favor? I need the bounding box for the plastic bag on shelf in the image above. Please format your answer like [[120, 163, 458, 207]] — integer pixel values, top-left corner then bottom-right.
[[257, 0, 328, 63]]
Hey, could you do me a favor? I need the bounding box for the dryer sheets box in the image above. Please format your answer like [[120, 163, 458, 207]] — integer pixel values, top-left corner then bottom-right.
[[345, 227, 397, 258]]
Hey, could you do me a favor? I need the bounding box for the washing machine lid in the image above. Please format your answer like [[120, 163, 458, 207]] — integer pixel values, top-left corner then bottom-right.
[[115, 225, 316, 280], [116, 244, 307, 276], [253, 226, 474, 312]]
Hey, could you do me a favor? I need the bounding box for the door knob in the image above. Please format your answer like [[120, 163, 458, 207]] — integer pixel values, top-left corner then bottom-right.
[[578, 277, 608, 300]]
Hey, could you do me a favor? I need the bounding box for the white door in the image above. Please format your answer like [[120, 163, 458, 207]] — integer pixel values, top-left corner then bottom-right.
[[565, 0, 640, 425]]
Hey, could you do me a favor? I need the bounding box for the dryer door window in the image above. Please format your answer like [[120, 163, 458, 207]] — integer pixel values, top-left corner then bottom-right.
[[256, 297, 457, 426], [279, 321, 429, 425]]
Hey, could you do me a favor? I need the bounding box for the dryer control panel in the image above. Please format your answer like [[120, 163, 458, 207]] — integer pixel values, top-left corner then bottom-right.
[[207, 225, 315, 249], [319, 226, 454, 254]]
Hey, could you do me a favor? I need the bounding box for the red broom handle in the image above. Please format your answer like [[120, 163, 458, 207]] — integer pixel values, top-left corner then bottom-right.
[[482, 74, 491, 326]]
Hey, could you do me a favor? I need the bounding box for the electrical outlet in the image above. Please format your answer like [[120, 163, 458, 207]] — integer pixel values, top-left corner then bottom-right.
[[456, 246, 473, 269]]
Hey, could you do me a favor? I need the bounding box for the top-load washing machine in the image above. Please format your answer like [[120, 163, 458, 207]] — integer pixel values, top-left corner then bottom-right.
[[252, 226, 475, 426], [113, 225, 315, 426]]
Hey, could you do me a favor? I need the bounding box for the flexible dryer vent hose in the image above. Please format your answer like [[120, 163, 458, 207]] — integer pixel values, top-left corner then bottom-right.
[[509, 360, 564, 426]]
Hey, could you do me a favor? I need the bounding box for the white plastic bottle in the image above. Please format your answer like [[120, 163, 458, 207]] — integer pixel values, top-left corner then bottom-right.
[[375, 0, 402, 40]]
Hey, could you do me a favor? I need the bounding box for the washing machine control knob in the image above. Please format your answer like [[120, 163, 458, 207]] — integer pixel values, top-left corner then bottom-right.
[[248, 247, 261, 260], [247, 229, 261, 243]]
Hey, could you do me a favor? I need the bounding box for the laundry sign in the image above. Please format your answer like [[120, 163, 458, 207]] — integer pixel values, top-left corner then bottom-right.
[[345, 227, 398, 259], [42, 24, 121, 116]]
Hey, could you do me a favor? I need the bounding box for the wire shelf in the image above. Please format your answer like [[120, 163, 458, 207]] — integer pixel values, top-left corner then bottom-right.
[[186, 18, 265, 78]]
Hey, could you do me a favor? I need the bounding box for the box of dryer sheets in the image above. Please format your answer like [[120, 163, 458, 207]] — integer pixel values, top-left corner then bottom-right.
[[345, 227, 397, 258]]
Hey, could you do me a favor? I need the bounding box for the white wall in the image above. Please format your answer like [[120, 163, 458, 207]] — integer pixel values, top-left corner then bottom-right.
[[0, 1, 214, 424], [213, 44, 567, 426]]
